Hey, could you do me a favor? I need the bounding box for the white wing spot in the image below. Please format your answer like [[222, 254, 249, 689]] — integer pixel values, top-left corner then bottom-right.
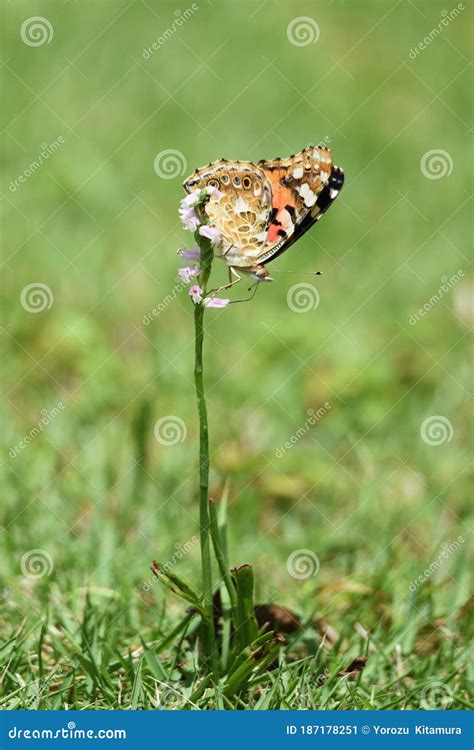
[[298, 183, 317, 207], [234, 196, 250, 214]]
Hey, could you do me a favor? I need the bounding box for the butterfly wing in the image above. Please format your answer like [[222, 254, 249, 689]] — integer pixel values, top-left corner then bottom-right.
[[256, 146, 344, 265], [182, 146, 344, 271], [183, 160, 275, 269]]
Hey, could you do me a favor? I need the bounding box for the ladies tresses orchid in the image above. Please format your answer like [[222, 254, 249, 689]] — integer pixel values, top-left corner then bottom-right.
[[178, 266, 200, 284], [180, 192, 201, 208], [204, 297, 230, 308], [179, 246, 200, 261], [172, 174, 242, 676], [199, 225, 221, 244], [179, 190, 227, 310], [189, 284, 203, 304], [179, 204, 200, 232]]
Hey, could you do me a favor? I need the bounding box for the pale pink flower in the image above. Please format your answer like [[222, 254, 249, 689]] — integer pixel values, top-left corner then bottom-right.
[[179, 246, 201, 261], [181, 192, 200, 208], [189, 284, 203, 304], [199, 225, 221, 244], [178, 266, 200, 284], [179, 205, 200, 232], [204, 297, 230, 308]]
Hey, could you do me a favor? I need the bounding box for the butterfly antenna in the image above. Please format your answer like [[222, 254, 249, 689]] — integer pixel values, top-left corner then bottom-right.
[[272, 269, 322, 276]]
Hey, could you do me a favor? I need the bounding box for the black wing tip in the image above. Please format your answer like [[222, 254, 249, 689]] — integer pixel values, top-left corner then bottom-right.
[[330, 166, 345, 190]]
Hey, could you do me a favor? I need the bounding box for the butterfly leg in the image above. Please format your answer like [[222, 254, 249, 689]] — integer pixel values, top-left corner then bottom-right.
[[230, 281, 260, 305], [206, 267, 241, 296]]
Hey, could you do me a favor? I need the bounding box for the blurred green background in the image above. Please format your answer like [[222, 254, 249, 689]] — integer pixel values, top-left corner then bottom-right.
[[1, 0, 472, 708]]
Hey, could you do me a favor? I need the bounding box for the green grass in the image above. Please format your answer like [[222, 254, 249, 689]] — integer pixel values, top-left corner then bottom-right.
[[1, 0, 472, 710]]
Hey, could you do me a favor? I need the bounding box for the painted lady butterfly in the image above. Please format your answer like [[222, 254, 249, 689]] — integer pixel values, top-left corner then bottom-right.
[[183, 145, 344, 282]]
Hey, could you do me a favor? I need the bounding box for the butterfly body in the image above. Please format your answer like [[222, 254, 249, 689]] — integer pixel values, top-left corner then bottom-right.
[[183, 146, 344, 281]]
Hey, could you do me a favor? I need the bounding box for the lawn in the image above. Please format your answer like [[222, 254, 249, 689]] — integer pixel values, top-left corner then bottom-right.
[[1, 0, 472, 710]]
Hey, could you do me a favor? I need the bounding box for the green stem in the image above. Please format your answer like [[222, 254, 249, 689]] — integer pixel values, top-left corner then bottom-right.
[[209, 499, 238, 617], [193, 206, 219, 675]]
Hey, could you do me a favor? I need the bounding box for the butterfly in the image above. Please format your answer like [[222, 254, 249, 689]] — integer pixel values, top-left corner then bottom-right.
[[182, 145, 344, 282]]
